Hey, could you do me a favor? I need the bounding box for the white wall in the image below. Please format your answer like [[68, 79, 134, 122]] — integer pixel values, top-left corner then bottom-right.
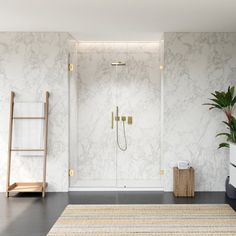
[[0, 32, 75, 192], [163, 33, 236, 191]]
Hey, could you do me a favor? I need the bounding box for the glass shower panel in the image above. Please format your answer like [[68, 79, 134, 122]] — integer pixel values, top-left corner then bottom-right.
[[70, 46, 117, 188]]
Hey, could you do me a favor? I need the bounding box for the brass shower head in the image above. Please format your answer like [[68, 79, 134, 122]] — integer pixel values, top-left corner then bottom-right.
[[111, 61, 126, 66]]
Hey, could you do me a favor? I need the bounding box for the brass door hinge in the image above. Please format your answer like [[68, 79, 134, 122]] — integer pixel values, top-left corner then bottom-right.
[[160, 169, 165, 176], [69, 169, 74, 177], [68, 63, 74, 72]]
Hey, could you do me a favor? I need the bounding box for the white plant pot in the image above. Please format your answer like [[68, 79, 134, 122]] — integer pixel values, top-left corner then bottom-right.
[[229, 143, 236, 187]]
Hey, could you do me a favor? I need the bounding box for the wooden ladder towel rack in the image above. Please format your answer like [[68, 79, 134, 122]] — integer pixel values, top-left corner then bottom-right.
[[6, 91, 49, 198]]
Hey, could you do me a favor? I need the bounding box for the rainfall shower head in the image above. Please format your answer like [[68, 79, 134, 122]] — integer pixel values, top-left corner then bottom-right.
[[111, 61, 126, 66]]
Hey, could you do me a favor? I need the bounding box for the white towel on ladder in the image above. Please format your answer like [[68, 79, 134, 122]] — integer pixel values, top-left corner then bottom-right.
[[12, 102, 45, 156]]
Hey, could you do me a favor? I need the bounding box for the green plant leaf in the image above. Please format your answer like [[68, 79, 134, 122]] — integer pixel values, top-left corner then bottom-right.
[[209, 98, 225, 107], [231, 96, 236, 107], [222, 121, 231, 129], [203, 103, 222, 109], [203, 86, 236, 150], [218, 143, 230, 149], [216, 132, 230, 137]]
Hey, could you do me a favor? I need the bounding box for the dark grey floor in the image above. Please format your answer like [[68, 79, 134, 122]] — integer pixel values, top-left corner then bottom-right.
[[0, 191, 236, 236]]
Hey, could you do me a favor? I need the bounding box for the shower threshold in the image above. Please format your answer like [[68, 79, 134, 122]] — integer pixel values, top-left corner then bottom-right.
[[69, 187, 164, 191]]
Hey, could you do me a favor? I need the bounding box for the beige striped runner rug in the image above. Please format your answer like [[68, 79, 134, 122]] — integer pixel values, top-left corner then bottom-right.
[[47, 204, 236, 236]]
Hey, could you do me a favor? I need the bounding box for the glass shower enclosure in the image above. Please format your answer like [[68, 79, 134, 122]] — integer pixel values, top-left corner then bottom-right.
[[69, 42, 163, 190]]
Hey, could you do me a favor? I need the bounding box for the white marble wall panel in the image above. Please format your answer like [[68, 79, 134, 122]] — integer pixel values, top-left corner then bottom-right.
[[164, 33, 236, 191], [0, 33, 75, 192], [1, 32, 234, 192]]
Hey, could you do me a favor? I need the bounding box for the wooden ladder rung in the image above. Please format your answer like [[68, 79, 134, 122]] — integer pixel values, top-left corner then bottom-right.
[[11, 149, 45, 152], [13, 117, 45, 120]]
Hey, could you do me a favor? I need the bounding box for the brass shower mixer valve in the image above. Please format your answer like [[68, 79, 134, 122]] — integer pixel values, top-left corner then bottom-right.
[[116, 115, 132, 124], [115, 116, 120, 121], [111, 107, 133, 129], [117, 115, 132, 124], [127, 116, 132, 125]]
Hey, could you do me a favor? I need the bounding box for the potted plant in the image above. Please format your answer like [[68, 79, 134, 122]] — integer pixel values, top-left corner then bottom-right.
[[204, 86, 236, 198]]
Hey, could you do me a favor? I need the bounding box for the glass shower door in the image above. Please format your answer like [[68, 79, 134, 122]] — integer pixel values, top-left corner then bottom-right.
[[113, 47, 162, 188]]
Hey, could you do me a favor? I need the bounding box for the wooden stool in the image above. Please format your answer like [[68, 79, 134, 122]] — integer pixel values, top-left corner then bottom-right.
[[173, 167, 195, 197]]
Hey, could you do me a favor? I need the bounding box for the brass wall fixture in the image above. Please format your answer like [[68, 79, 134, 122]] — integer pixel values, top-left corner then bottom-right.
[[111, 106, 132, 151], [121, 116, 126, 121], [111, 110, 133, 128], [127, 116, 132, 125], [68, 63, 74, 72]]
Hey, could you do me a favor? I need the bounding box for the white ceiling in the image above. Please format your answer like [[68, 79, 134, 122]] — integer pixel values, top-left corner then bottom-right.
[[0, 0, 236, 41]]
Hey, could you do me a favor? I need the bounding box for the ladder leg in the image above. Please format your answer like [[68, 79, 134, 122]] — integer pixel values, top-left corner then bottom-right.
[[42, 188, 45, 198], [42, 92, 49, 198], [6, 92, 15, 197]]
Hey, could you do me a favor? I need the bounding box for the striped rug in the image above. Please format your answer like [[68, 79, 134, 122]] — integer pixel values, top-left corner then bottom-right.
[[47, 204, 236, 236]]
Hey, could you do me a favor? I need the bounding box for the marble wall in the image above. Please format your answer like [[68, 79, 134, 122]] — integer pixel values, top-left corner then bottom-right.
[[70, 42, 163, 188], [0, 32, 235, 192], [163, 33, 236, 191], [0, 33, 75, 192]]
